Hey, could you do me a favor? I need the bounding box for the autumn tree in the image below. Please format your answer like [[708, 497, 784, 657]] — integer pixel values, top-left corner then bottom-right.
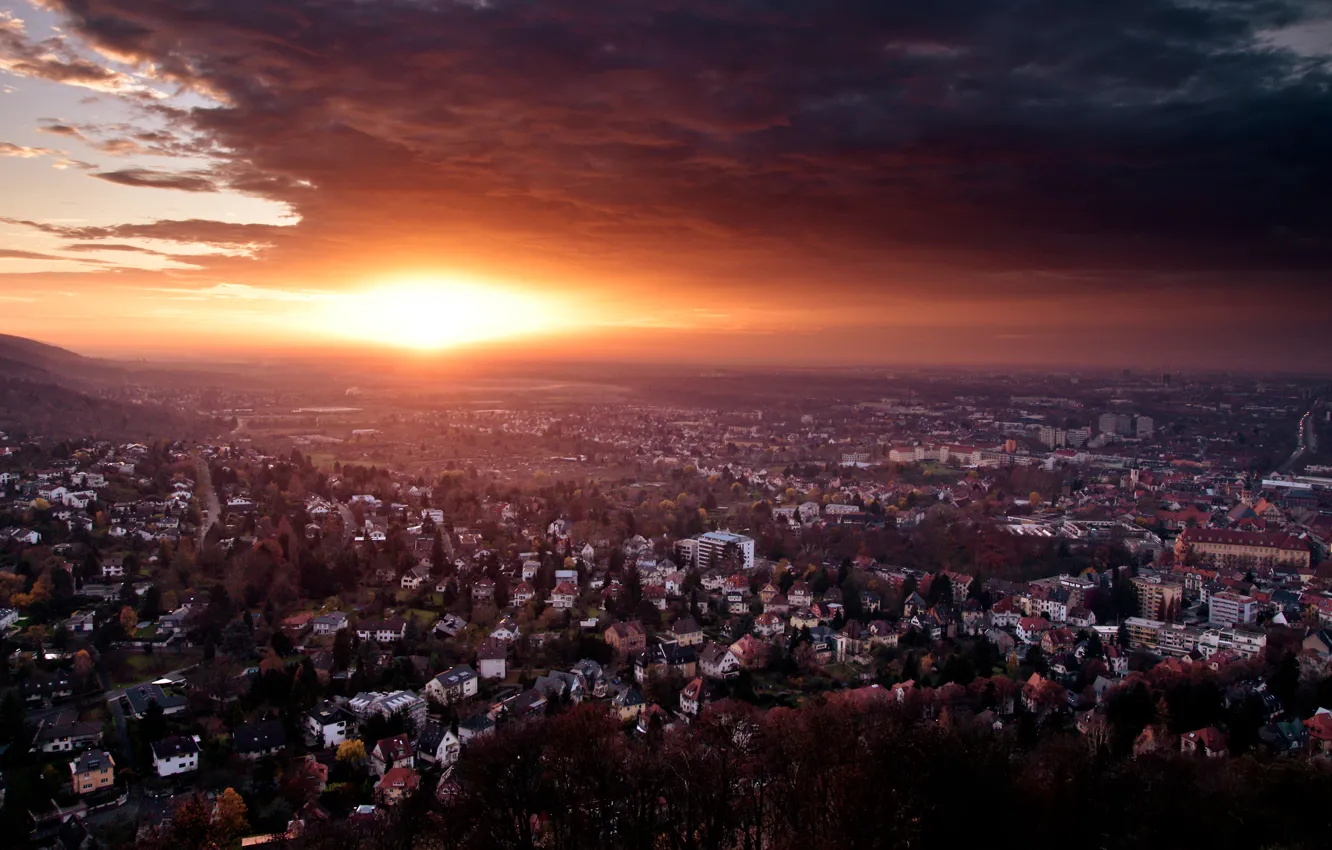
[[214, 787, 249, 839], [336, 739, 366, 763], [120, 605, 139, 637], [73, 649, 94, 682]]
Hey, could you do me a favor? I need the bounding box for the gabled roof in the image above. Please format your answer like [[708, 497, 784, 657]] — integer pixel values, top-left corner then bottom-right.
[[432, 664, 477, 687], [417, 720, 458, 754], [477, 638, 507, 661], [233, 719, 287, 753], [72, 749, 113, 774], [671, 616, 700, 634], [373, 733, 413, 762], [377, 766, 420, 791], [151, 735, 199, 760]]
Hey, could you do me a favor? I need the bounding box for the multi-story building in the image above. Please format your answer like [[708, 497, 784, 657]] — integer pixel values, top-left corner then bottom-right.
[[1175, 528, 1310, 570], [1098, 413, 1133, 436], [70, 750, 115, 796], [33, 710, 103, 754], [355, 618, 406, 644], [305, 701, 356, 748], [1156, 623, 1206, 657], [1198, 625, 1267, 659], [1124, 616, 1165, 650], [1131, 575, 1183, 621], [347, 690, 427, 731], [151, 735, 200, 778], [1209, 591, 1257, 627], [1039, 426, 1066, 450], [605, 621, 647, 657], [1136, 416, 1155, 439], [425, 665, 479, 705], [311, 612, 349, 635], [693, 531, 755, 571], [1065, 427, 1092, 447], [1219, 626, 1267, 658]]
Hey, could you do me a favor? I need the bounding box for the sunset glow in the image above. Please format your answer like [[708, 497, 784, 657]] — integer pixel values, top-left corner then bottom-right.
[[319, 281, 569, 351], [0, 0, 1329, 367]]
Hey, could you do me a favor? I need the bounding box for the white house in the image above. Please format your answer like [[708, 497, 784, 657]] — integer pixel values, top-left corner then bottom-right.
[[305, 701, 355, 748], [1016, 616, 1052, 644], [699, 643, 741, 680], [356, 618, 406, 644], [424, 665, 479, 705], [549, 581, 577, 609], [510, 581, 535, 606], [400, 565, 431, 590], [417, 722, 461, 767], [311, 612, 349, 635], [151, 735, 200, 777], [680, 677, 705, 717], [477, 639, 507, 680]]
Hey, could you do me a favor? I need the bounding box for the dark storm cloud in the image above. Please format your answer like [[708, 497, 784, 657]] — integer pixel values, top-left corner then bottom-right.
[[37, 0, 1332, 290], [0, 248, 107, 263], [2, 216, 283, 247], [63, 242, 169, 254], [91, 168, 218, 192], [0, 11, 146, 94], [37, 124, 85, 137]]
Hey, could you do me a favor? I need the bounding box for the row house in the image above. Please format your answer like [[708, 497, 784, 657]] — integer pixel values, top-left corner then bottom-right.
[[356, 618, 407, 644]]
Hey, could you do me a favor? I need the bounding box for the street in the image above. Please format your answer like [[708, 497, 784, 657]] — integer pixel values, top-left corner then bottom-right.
[[194, 453, 221, 547], [1276, 403, 1321, 474]]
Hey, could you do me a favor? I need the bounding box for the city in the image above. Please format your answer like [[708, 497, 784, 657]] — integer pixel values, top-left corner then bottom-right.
[[0, 347, 1331, 847], [3, 0, 1332, 848]]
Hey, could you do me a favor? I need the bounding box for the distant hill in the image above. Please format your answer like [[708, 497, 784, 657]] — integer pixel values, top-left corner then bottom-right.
[[0, 333, 88, 369], [0, 333, 134, 389], [0, 335, 210, 440]]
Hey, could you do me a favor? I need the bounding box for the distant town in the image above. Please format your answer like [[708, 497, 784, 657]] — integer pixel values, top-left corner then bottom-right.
[[2, 364, 1332, 848]]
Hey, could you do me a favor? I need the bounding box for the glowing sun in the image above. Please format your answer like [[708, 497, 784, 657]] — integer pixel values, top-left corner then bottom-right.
[[321, 279, 563, 350]]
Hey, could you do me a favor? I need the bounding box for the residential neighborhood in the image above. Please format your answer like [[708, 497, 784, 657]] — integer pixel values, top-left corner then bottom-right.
[[1, 372, 1332, 848]]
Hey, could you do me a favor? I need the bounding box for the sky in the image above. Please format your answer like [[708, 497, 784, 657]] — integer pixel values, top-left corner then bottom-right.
[[1, 0, 1330, 370]]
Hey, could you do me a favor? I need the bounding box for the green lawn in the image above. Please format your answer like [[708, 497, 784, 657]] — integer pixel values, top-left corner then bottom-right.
[[109, 649, 204, 686], [404, 608, 437, 625]]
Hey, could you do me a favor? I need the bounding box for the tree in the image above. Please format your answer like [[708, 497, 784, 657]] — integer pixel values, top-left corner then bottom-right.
[[139, 584, 163, 621], [332, 627, 354, 673], [336, 739, 366, 763], [141, 700, 167, 743], [119, 605, 139, 637], [431, 529, 447, 572], [164, 794, 215, 850], [214, 787, 249, 839], [73, 649, 94, 682], [1025, 645, 1048, 675], [927, 573, 953, 608]]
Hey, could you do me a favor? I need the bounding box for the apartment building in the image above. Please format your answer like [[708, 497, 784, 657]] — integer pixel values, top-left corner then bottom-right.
[[1131, 574, 1183, 621], [1209, 591, 1257, 627]]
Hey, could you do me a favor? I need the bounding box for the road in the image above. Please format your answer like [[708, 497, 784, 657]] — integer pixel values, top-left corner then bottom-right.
[[105, 691, 135, 771], [194, 453, 220, 547], [337, 501, 357, 541], [1276, 403, 1320, 474]]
